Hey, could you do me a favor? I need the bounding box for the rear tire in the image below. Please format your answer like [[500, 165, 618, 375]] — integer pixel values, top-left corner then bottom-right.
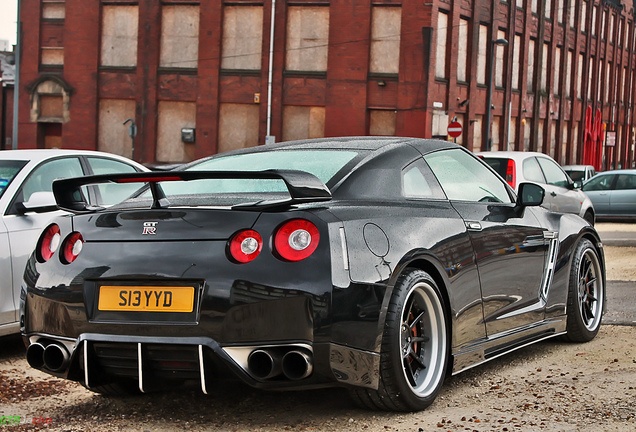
[[350, 269, 449, 411], [563, 239, 604, 342]]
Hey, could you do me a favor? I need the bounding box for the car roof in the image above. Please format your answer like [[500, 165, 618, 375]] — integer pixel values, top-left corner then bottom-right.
[[594, 169, 636, 176], [0, 149, 148, 170], [476, 151, 550, 160], [187, 136, 459, 167], [562, 165, 594, 170]]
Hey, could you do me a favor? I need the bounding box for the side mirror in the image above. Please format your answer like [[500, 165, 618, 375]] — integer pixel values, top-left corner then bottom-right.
[[516, 183, 544, 207], [15, 191, 59, 215]]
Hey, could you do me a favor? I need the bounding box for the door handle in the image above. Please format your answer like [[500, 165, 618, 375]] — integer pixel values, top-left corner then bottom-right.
[[550, 192, 557, 197], [466, 221, 482, 231]]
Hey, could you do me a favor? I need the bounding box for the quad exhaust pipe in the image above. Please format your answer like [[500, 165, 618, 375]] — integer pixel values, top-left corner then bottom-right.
[[247, 348, 313, 381], [26, 341, 70, 372]]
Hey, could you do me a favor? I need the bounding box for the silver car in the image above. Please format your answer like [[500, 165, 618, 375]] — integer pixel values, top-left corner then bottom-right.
[[0, 149, 148, 336], [581, 169, 636, 221], [478, 151, 595, 225]]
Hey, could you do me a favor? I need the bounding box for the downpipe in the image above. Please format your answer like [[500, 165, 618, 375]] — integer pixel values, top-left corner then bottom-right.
[[281, 349, 313, 380]]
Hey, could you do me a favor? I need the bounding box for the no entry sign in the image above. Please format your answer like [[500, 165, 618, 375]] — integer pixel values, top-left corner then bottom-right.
[[447, 121, 462, 138]]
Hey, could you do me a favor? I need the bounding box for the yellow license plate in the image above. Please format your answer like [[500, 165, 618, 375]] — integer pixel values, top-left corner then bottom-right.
[[98, 286, 195, 312]]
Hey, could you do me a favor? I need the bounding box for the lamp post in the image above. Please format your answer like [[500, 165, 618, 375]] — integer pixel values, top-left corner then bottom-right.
[[485, 38, 508, 151]]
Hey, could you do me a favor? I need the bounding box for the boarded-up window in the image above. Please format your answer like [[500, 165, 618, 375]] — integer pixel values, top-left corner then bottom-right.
[[531, 0, 538, 14], [527, 39, 535, 91], [588, 57, 594, 100], [369, 7, 401, 74], [98, 99, 136, 158], [550, 120, 557, 157], [222, 6, 263, 70], [101, 6, 138, 67], [537, 120, 544, 153], [524, 119, 532, 151], [592, 6, 597, 35], [569, 2, 576, 28], [572, 123, 579, 161], [160, 6, 200, 69], [457, 19, 468, 82], [495, 29, 506, 88], [509, 117, 516, 150], [491, 117, 501, 151], [561, 122, 569, 164], [218, 103, 260, 153], [286, 7, 329, 72], [557, 0, 564, 23], [41, 48, 64, 66], [581, 2, 587, 33], [472, 115, 482, 152], [156, 101, 197, 162], [554, 47, 561, 95], [565, 50, 573, 97], [42, 1, 65, 19], [512, 34, 521, 90], [40, 95, 63, 119], [477, 25, 487, 85], [545, 0, 551, 19], [541, 43, 548, 91], [368, 110, 396, 136], [282, 106, 325, 141], [435, 12, 447, 79], [577, 53, 583, 98]]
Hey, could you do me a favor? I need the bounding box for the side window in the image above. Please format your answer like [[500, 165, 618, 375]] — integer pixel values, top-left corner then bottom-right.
[[21, 158, 84, 203], [536, 157, 569, 188], [522, 157, 545, 183], [87, 157, 141, 206], [615, 174, 636, 190], [424, 149, 512, 203], [402, 159, 445, 199], [582, 175, 614, 192]]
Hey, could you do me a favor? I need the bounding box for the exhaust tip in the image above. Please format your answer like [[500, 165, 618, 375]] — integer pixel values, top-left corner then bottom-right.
[[26, 342, 46, 369], [43, 343, 70, 372], [282, 350, 313, 380], [247, 349, 282, 380]]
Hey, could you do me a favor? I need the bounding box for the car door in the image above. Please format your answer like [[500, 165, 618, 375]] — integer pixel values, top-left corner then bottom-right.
[[581, 174, 615, 216], [611, 173, 636, 217], [535, 156, 581, 215], [0, 218, 14, 330], [424, 149, 550, 336]]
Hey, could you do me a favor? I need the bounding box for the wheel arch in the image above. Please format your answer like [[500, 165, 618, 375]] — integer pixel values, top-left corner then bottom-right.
[[383, 253, 454, 368]]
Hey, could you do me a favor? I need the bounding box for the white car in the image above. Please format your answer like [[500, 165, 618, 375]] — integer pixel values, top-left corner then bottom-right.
[[477, 151, 595, 225], [0, 149, 148, 336], [562, 164, 596, 188]]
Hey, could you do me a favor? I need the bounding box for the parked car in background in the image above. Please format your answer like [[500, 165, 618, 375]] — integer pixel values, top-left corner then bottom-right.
[[581, 169, 636, 221], [478, 151, 595, 225], [20, 137, 605, 412], [0, 149, 148, 336], [563, 165, 596, 188]]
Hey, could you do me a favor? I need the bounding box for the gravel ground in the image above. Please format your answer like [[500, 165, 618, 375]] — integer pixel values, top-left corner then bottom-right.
[[1, 222, 634, 431], [1, 326, 635, 432]]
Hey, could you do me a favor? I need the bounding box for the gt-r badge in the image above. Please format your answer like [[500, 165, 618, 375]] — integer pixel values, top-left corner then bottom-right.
[[142, 222, 158, 235]]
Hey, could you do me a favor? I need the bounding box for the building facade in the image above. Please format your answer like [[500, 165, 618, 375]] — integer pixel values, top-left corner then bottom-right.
[[14, 0, 636, 169]]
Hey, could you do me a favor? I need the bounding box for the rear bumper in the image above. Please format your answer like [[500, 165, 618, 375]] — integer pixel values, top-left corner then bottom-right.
[[23, 332, 380, 391]]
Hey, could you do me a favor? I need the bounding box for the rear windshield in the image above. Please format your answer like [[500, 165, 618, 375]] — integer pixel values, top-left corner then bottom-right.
[[0, 160, 27, 199], [565, 170, 584, 182], [481, 157, 510, 179], [129, 150, 360, 206]]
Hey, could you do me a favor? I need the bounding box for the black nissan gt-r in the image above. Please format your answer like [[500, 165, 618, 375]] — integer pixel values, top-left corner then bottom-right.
[[20, 137, 605, 411]]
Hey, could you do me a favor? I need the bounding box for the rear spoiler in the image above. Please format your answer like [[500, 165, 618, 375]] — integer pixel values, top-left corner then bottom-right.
[[52, 169, 332, 213]]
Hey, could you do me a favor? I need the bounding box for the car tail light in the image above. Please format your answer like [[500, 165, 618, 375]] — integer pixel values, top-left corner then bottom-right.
[[61, 232, 84, 264], [228, 230, 263, 263], [37, 224, 61, 263], [506, 159, 516, 188], [274, 219, 319, 262]]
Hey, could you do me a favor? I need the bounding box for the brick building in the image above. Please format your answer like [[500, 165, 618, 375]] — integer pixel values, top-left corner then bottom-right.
[[14, 0, 636, 169]]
